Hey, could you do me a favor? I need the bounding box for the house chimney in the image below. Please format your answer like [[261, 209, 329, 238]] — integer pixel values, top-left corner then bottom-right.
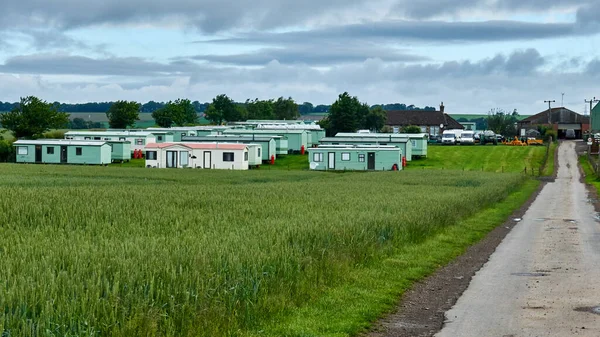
[[440, 102, 445, 113]]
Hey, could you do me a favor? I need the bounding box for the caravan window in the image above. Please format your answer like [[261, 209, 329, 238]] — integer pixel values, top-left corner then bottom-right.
[[93, 137, 101, 140], [136, 139, 144, 145], [223, 152, 235, 162], [313, 152, 323, 162], [84, 137, 91, 140], [244, 152, 248, 161], [76, 147, 82, 156], [119, 137, 126, 141], [258, 148, 261, 157], [157, 136, 163, 141], [341, 152, 350, 161], [17, 147, 28, 155], [146, 151, 157, 160], [47, 147, 55, 155], [358, 154, 365, 162]]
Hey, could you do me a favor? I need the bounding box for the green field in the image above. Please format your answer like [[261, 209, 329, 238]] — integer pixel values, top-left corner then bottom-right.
[[0, 164, 532, 336], [67, 112, 212, 128], [410, 144, 554, 174]]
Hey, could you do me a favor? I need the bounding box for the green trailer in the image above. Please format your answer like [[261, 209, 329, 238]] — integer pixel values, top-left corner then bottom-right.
[[106, 141, 132, 162], [319, 136, 413, 161], [307, 145, 403, 171], [181, 135, 277, 162], [65, 130, 174, 152], [222, 129, 308, 152], [14, 140, 111, 165], [336, 132, 427, 157]]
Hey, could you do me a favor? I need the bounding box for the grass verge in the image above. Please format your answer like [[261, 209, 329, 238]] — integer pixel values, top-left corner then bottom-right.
[[250, 179, 540, 337]]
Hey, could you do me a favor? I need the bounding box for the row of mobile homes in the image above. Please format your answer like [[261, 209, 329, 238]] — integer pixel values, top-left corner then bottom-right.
[[182, 135, 277, 161], [146, 126, 234, 141], [145, 143, 250, 170], [65, 130, 173, 152], [222, 129, 308, 152], [255, 124, 326, 147], [319, 136, 413, 161], [336, 132, 428, 157], [14, 140, 112, 165], [307, 145, 403, 171]]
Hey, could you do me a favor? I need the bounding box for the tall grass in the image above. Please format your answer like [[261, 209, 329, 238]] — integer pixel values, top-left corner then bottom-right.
[[0, 165, 525, 336]]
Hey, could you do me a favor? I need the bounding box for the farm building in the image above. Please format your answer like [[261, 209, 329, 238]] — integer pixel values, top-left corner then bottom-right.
[[319, 136, 413, 161], [386, 103, 463, 138], [222, 129, 308, 152], [336, 132, 428, 157], [145, 143, 249, 170], [14, 140, 112, 165], [307, 145, 403, 171], [517, 107, 589, 139], [65, 130, 174, 152], [181, 135, 277, 162]]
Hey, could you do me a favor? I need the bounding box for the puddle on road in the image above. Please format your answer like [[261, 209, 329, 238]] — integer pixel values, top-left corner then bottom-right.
[[511, 272, 548, 277], [574, 306, 600, 315]]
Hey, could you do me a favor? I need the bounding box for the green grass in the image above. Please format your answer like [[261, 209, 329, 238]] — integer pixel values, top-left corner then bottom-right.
[[580, 155, 600, 188], [0, 165, 527, 336], [408, 144, 552, 174], [267, 154, 309, 170]]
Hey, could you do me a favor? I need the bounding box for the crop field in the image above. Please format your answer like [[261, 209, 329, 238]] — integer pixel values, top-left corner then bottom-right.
[[409, 144, 554, 174], [0, 164, 529, 336]]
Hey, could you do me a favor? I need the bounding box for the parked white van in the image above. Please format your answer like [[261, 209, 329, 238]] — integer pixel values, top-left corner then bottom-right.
[[459, 131, 475, 145], [442, 129, 463, 145]]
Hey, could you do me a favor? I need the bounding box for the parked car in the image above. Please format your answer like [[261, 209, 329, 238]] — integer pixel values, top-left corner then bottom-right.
[[442, 129, 463, 145], [459, 131, 475, 145], [480, 130, 498, 145]]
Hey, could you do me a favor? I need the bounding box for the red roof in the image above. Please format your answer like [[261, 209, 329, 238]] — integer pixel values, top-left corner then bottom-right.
[[146, 142, 247, 150]]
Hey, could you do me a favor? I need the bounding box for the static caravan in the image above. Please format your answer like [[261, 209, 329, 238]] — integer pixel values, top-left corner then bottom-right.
[[145, 143, 249, 170], [65, 131, 174, 152], [106, 141, 132, 162], [14, 140, 111, 165], [182, 135, 277, 162], [307, 145, 402, 171], [222, 129, 308, 152], [336, 132, 428, 157], [256, 124, 326, 147], [319, 136, 413, 161], [245, 144, 262, 168], [146, 126, 234, 141]]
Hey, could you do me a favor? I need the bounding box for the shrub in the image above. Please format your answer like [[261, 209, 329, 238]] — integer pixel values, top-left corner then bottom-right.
[[42, 130, 66, 139], [544, 129, 557, 142], [0, 139, 15, 162]]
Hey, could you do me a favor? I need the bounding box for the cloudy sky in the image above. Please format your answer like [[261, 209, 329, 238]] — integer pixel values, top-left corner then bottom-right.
[[0, 0, 599, 114]]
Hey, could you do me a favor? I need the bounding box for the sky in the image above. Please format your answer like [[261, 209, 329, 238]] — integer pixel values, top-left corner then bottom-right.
[[0, 0, 599, 114]]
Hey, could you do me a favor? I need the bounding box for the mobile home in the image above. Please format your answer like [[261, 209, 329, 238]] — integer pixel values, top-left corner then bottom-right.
[[146, 126, 234, 141], [256, 124, 326, 147], [222, 129, 308, 152], [65, 130, 174, 152], [181, 135, 277, 162], [145, 142, 249, 170], [14, 140, 111, 165], [335, 132, 427, 157], [319, 136, 413, 161], [307, 145, 403, 171]]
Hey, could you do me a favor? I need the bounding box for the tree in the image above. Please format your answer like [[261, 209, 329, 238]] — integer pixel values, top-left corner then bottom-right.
[[273, 97, 299, 120], [487, 109, 518, 137], [152, 99, 198, 127], [106, 100, 140, 129], [401, 125, 422, 133], [327, 92, 363, 135], [245, 99, 275, 119], [205, 94, 240, 125], [366, 106, 388, 132], [0, 96, 69, 139], [298, 102, 314, 115]]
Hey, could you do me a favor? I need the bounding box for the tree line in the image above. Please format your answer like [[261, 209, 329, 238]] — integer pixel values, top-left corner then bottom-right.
[[0, 100, 436, 115]]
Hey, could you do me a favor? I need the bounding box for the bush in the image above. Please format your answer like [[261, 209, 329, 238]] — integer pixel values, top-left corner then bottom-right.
[[544, 129, 557, 142], [42, 130, 66, 139], [0, 140, 15, 162]]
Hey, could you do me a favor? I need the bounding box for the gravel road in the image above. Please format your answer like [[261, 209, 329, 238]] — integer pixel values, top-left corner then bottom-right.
[[436, 141, 600, 336]]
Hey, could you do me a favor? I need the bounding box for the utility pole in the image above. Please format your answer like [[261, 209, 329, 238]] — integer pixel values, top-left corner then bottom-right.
[[544, 100, 555, 124], [562, 93, 565, 107], [585, 97, 599, 133]]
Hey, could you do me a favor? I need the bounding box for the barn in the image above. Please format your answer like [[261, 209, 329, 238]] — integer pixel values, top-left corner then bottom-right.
[[145, 143, 249, 170], [14, 140, 112, 165], [307, 145, 403, 171], [517, 107, 589, 139]]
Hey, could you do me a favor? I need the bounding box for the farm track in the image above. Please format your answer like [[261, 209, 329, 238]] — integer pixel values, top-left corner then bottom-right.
[[366, 142, 565, 337]]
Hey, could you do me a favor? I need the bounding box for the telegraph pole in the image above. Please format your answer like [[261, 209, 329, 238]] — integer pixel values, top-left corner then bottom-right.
[[562, 93, 565, 107], [544, 100, 555, 124], [585, 97, 599, 133]]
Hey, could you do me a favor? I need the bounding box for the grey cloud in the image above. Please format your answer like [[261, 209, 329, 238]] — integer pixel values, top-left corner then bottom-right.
[[576, 3, 600, 24], [22, 29, 89, 50], [0, 54, 201, 76], [202, 20, 589, 46]]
